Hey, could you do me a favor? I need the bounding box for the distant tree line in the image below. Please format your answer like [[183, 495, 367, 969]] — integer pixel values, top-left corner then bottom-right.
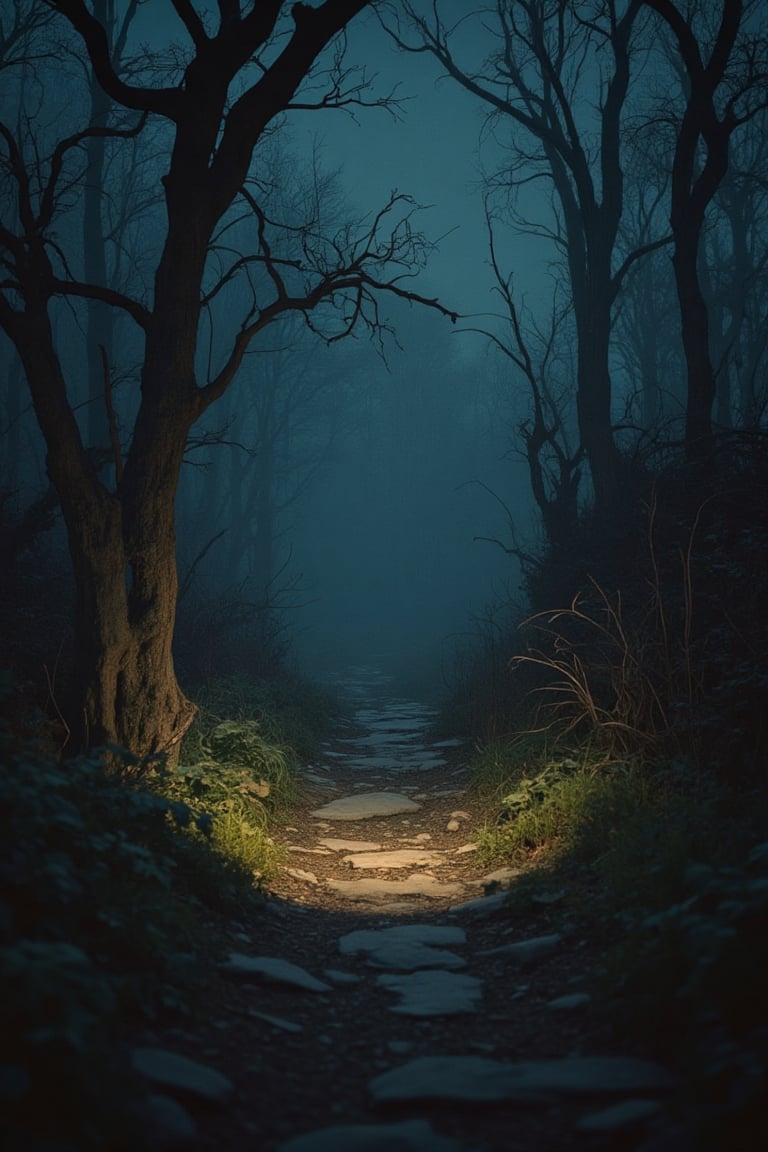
[[0, 0, 766, 759]]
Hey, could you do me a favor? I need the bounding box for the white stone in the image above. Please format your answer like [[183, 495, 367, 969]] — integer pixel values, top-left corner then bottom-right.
[[342, 849, 445, 870], [327, 875, 464, 901], [323, 969, 363, 985], [445, 820, 460, 832], [548, 993, 592, 1010], [247, 1010, 303, 1033], [131, 1048, 234, 1105], [319, 838, 384, 852], [578, 1099, 662, 1131], [275, 1119, 466, 1152], [455, 844, 479, 854], [219, 954, 331, 992], [341, 939, 465, 972], [340, 925, 466, 955], [480, 933, 562, 963], [448, 891, 509, 916], [286, 868, 319, 884], [376, 970, 483, 1016], [467, 868, 522, 889], [369, 1056, 675, 1105], [311, 793, 422, 821]]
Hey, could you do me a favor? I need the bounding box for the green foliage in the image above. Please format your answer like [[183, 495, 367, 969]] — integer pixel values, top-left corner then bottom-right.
[[0, 730, 265, 1150], [607, 845, 768, 1149], [475, 746, 657, 867], [184, 671, 341, 761]]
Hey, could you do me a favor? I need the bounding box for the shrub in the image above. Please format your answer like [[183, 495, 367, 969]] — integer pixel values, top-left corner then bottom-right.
[[607, 844, 768, 1150], [0, 731, 259, 1150]]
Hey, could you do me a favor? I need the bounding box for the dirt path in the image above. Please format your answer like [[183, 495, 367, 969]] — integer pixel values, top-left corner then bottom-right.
[[140, 667, 671, 1151]]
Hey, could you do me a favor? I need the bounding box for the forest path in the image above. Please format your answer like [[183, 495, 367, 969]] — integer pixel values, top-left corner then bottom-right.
[[138, 667, 674, 1152]]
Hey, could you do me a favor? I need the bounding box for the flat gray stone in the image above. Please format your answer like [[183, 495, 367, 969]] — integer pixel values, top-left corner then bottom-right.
[[578, 1099, 662, 1131], [247, 1010, 303, 1033], [132, 1048, 234, 1106], [467, 867, 522, 889], [548, 993, 592, 1010], [312, 793, 422, 820], [340, 925, 466, 970], [143, 1093, 198, 1149], [286, 868, 319, 884], [376, 970, 483, 1016], [448, 891, 509, 916], [219, 954, 331, 992], [365, 942, 467, 971], [370, 1056, 675, 1106], [328, 875, 464, 902], [340, 925, 467, 954], [276, 1118, 468, 1152], [480, 934, 562, 963], [343, 849, 445, 870], [319, 838, 384, 852], [323, 969, 363, 985]]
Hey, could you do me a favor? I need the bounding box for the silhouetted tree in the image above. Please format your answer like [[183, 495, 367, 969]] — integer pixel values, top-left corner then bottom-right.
[[0, 1, 455, 760], [642, 0, 768, 461], [384, 0, 667, 516]]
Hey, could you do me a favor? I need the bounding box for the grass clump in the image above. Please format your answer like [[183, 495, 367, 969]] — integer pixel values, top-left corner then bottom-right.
[[474, 745, 659, 872], [184, 671, 342, 762]]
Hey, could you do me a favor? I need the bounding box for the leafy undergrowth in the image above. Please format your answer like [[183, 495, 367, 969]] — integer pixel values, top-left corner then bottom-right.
[[0, 731, 261, 1150], [0, 669, 338, 1151], [467, 734, 768, 1148], [448, 455, 768, 1150], [182, 670, 342, 762]]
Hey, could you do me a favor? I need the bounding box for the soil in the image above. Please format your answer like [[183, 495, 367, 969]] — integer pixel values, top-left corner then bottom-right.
[[142, 677, 648, 1152]]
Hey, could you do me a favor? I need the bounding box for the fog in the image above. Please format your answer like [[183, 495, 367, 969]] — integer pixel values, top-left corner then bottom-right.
[[162, 5, 539, 686], [5, 0, 767, 707]]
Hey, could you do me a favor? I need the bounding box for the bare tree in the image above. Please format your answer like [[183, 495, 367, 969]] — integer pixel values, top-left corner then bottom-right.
[[642, 0, 768, 461], [383, 0, 667, 516], [463, 208, 583, 550], [0, 1, 456, 761]]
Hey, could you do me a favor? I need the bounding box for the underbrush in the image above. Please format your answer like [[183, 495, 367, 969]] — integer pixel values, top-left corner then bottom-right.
[[0, 661, 344, 1149], [470, 735, 766, 1146], [0, 729, 264, 1151], [454, 447, 768, 1147], [183, 670, 341, 762]]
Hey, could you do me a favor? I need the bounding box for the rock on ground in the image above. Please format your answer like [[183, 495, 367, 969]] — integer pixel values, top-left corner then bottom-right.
[[311, 793, 422, 820]]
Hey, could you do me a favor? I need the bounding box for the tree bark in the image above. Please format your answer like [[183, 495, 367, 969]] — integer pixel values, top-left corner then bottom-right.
[[1, 0, 415, 761]]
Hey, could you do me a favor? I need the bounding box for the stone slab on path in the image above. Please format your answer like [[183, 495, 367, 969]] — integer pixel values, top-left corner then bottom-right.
[[369, 1055, 676, 1106], [342, 849, 445, 870], [319, 838, 384, 852], [341, 924, 467, 953], [219, 954, 332, 992], [132, 1047, 234, 1106], [480, 933, 562, 965], [327, 874, 465, 902], [448, 891, 509, 917], [376, 970, 483, 1016], [340, 925, 467, 971], [311, 793, 422, 821], [276, 1118, 471, 1152]]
